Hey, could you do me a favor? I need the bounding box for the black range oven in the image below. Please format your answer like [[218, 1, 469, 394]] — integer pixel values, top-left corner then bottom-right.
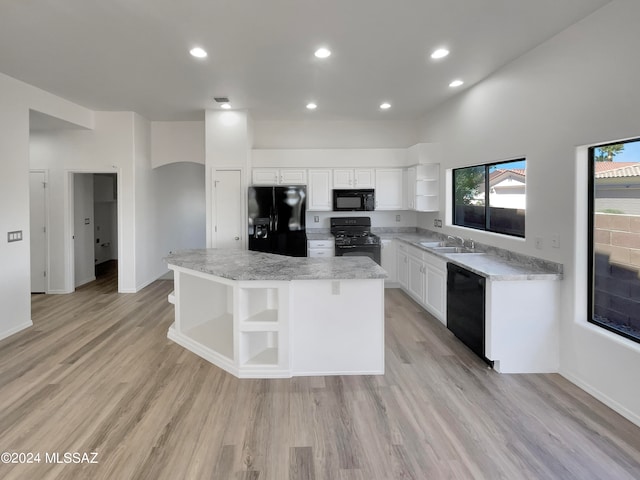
[[330, 217, 381, 265]]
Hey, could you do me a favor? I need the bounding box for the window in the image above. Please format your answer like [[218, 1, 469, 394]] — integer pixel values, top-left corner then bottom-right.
[[453, 159, 526, 237], [588, 138, 640, 343]]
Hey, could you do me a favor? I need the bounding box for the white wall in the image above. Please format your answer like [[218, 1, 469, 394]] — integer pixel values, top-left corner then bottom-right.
[[205, 110, 252, 247], [0, 71, 93, 340], [29, 112, 136, 293], [151, 121, 205, 168], [253, 120, 418, 149], [31, 114, 192, 293], [73, 173, 95, 287], [417, 0, 640, 425], [134, 113, 165, 290], [307, 210, 417, 231], [153, 162, 206, 261], [252, 148, 408, 168]]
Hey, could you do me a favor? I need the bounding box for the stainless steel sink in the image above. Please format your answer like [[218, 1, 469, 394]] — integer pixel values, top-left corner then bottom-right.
[[430, 246, 477, 254], [419, 241, 449, 248]]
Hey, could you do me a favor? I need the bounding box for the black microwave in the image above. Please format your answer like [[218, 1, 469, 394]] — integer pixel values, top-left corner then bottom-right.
[[332, 189, 375, 211]]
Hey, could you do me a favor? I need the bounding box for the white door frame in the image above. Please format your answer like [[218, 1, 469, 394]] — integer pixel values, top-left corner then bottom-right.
[[210, 166, 246, 249], [65, 168, 122, 293], [29, 169, 49, 293]]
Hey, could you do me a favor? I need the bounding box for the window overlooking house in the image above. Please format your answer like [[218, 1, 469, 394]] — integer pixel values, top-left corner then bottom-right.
[[589, 138, 640, 343], [453, 159, 526, 237]]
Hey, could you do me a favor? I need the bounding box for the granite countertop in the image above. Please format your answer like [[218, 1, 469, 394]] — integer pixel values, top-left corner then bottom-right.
[[388, 232, 563, 281], [165, 249, 387, 281]]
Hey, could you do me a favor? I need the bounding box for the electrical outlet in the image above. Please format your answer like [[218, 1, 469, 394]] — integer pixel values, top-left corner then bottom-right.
[[535, 236, 543, 249], [551, 234, 560, 248], [332, 280, 340, 295], [395, 215, 401, 222], [314, 216, 319, 223]]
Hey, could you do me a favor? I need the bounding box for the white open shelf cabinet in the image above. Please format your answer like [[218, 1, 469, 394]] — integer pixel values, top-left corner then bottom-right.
[[410, 163, 439, 212], [169, 267, 289, 377]]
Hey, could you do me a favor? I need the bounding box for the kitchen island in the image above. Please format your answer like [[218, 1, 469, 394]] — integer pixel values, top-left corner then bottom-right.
[[165, 249, 387, 378]]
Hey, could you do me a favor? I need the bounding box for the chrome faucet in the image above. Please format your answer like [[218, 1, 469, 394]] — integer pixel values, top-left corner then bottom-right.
[[447, 235, 465, 247]]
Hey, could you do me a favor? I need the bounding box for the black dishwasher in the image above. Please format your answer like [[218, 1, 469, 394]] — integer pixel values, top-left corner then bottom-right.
[[446, 263, 491, 365]]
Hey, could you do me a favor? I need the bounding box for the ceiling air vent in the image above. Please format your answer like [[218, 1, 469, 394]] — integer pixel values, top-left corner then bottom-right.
[[213, 97, 229, 103]]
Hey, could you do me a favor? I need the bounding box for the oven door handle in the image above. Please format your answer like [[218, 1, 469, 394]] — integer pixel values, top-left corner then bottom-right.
[[337, 245, 356, 248]]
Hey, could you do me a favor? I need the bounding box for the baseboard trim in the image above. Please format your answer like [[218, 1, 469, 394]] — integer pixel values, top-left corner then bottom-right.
[[75, 276, 96, 288], [47, 289, 72, 295], [0, 320, 33, 342], [134, 275, 162, 293], [561, 369, 640, 428]]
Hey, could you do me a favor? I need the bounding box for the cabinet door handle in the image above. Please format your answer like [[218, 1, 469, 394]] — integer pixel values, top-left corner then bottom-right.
[[234, 236, 240, 240]]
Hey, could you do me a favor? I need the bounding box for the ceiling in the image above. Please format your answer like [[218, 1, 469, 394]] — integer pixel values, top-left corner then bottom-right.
[[1, 0, 610, 122]]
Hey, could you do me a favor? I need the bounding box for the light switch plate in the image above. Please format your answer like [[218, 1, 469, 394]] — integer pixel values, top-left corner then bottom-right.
[[7, 230, 23, 242]]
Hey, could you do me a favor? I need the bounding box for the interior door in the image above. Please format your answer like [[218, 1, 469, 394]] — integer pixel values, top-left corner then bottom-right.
[[29, 171, 47, 293], [213, 169, 243, 249]]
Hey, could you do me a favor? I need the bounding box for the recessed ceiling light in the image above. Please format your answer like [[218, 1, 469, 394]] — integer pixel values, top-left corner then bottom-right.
[[430, 48, 450, 59], [306, 102, 317, 110], [220, 103, 231, 110], [449, 79, 464, 87], [189, 47, 208, 58], [314, 47, 331, 59], [380, 102, 391, 110]]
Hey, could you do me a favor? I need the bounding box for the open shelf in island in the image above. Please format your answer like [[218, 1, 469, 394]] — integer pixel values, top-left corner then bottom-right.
[[184, 314, 234, 360], [240, 331, 279, 366]]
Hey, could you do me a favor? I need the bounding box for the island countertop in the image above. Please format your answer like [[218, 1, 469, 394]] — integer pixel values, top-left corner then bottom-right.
[[165, 248, 387, 281]]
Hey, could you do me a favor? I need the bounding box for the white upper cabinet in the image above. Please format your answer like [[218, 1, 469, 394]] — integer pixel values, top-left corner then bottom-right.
[[252, 169, 279, 185], [375, 168, 404, 210], [354, 168, 375, 188], [333, 168, 374, 189], [281, 169, 307, 185], [252, 168, 307, 185], [308, 169, 333, 211]]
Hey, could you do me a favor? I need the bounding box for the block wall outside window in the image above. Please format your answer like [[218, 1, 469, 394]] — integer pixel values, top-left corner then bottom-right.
[[589, 138, 640, 343]]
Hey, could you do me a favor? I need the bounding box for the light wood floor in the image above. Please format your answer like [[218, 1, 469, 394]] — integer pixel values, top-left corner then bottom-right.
[[1, 274, 639, 479]]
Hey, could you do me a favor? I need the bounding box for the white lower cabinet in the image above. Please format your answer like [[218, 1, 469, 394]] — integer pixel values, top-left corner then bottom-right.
[[380, 239, 397, 285], [396, 241, 446, 324], [424, 256, 446, 323], [396, 243, 409, 289], [408, 255, 425, 303], [307, 239, 334, 257]]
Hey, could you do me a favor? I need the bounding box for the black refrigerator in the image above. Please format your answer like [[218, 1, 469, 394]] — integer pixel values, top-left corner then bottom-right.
[[248, 186, 307, 257]]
